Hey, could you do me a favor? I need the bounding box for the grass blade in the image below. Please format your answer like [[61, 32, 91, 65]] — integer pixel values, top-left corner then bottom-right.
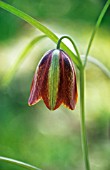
[[81, 55, 110, 78], [0, 156, 42, 170], [84, 0, 110, 67]]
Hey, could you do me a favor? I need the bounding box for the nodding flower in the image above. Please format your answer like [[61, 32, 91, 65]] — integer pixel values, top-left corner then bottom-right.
[[28, 49, 78, 110]]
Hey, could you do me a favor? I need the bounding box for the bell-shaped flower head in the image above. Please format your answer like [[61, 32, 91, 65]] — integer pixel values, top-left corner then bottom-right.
[[28, 49, 78, 110]]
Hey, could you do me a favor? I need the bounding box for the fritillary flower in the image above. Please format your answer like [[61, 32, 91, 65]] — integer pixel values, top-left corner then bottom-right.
[[28, 49, 77, 110]]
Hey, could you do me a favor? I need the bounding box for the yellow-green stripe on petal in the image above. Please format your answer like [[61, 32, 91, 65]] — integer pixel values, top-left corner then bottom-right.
[[48, 50, 60, 110]]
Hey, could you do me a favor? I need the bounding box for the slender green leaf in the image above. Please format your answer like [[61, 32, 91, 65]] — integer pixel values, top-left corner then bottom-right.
[[0, 1, 81, 68], [84, 0, 110, 67], [2, 35, 46, 86], [0, 156, 41, 170]]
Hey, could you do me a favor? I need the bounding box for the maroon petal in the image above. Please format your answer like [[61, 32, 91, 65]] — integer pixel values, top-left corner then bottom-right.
[[28, 50, 53, 106], [59, 50, 78, 110]]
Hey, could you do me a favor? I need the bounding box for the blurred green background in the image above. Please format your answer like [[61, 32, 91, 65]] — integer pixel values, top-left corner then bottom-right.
[[0, 0, 110, 170]]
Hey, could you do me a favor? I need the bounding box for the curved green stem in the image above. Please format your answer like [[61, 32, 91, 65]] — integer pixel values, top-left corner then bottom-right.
[[0, 1, 81, 69], [81, 55, 110, 78], [0, 156, 41, 170], [56, 35, 82, 65], [2, 35, 46, 86], [84, 0, 110, 67], [81, 2, 110, 168], [80, 68, 90, 170]]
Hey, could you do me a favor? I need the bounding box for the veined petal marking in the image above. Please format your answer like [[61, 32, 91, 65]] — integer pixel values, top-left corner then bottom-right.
[[28, 49, 78, 110], [60, 50, 78, 110], [28, 50, 52, 106]]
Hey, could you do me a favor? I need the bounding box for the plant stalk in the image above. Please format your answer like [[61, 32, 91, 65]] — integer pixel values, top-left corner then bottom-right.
[[80, 67, 90, 170]]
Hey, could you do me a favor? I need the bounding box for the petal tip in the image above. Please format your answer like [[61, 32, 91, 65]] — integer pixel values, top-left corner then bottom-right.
[[28, 100, 33, 106], [28, 98, 41, 106]]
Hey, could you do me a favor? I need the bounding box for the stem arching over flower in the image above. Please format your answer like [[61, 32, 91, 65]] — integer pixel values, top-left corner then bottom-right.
[[57, 35, 82, 66]]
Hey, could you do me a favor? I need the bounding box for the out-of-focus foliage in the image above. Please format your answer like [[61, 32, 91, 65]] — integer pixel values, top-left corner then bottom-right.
[[0, 0, 110, 41], [0, 0, 110, 170]]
